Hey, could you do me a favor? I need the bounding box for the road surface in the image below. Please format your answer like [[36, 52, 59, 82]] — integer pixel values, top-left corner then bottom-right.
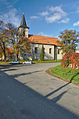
[[0, 63, 79, 119]]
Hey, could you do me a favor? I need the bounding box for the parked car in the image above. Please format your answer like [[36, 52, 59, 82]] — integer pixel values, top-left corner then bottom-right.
[[23, 61, 32, 64], [10, 61, 20, 64]]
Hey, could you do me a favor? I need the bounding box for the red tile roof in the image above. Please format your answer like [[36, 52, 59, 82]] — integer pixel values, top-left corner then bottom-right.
[[28, 35, 59, 46]]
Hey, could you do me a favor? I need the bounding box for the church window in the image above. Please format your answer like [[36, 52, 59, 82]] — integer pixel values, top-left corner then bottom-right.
[[35, 47, 38, 53], [58, 49, 60, 54], [49, 48, 52, 54]]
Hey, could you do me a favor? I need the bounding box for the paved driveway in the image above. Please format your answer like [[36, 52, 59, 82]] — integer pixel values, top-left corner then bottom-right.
[[0, 63, 79, 119]]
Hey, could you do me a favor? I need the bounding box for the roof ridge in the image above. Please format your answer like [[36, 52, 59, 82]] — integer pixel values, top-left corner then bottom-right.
[[29, 34, 58, 39]]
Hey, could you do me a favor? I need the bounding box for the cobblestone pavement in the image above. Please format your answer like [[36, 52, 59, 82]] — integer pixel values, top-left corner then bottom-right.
[[0, 63, 79, 119]]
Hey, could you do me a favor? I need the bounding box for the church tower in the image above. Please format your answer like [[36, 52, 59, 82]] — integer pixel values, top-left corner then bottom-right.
[[18, 13, 29, 38]]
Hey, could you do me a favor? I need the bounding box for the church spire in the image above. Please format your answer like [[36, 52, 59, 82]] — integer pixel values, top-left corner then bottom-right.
[[18, 13, 29, 38], [19, 13, 29, 29]]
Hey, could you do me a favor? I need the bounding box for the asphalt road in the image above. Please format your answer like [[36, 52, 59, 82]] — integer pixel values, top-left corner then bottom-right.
[[0, 63, 79, 119]]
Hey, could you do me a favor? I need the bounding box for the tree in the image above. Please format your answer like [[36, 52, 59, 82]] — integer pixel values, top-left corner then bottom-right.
[[13, 31, 31, 61], [40, 45, 44, 61], [0, 20, 31, 61], [58, 30, 79, 54], [0, 47, 3, 60], [0, 20, 16, 61]]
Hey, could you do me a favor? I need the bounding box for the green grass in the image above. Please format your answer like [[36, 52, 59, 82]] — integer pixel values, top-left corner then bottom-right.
[[51, 65, 79, 85], [32, 60, 61, 63], [0, 59, 61, 65]]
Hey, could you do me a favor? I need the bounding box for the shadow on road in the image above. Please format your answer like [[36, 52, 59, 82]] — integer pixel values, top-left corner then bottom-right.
[[0, 67, 79, 119], [45, 82, 70, 98]]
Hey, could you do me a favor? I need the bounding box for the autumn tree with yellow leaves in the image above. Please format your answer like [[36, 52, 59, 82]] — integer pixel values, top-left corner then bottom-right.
[[58, 30, 79, 54], [0, 20, 31, 61], [0, 20, 16, 61]]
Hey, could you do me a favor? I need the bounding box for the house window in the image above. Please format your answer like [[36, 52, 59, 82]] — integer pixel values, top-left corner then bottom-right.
[[49, 48, 52, 54], [35, 47, 38, 53], [58, 49, 60, 54]]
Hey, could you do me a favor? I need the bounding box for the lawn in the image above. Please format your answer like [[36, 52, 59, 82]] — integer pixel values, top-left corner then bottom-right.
[[51, 65, 79, 85]]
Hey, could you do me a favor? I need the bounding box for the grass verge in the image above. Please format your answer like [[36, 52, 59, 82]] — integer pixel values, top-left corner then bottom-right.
[[32, 60, 61, 63], [0, 60, 61, 65], [51, 65, 79, 85]]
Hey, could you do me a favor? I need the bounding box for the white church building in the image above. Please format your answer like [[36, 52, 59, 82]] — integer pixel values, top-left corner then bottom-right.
[[18, 13, 63, 60]]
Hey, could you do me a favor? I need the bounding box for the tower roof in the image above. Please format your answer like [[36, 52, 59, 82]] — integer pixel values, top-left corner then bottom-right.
[[19, 13, 29, 29]]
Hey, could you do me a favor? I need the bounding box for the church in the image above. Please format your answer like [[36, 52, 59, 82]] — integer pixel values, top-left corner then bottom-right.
[[18, 13, 63, 60]]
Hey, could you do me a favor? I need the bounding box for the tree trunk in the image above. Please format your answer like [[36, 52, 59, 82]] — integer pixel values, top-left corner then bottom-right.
[[16, 53, 19, 61], [3, 42, 6, 61], [3, 49, 6, 61]]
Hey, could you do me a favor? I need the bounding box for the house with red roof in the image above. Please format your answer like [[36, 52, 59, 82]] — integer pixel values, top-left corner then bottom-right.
[[18, 13, 63, 60]]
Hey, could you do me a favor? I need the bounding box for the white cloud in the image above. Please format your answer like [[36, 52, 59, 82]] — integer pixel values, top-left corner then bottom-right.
[[30, 6, 69, 24], [0, 8, 20, 27], [49, 6, 66, 16], [59, 18, 70, 23], [46, 13, 62, 23], [30, 16, 39, 19], [40, 11, 49, 16], [45, 6, 67, 23], [73, 21, 79, 26]]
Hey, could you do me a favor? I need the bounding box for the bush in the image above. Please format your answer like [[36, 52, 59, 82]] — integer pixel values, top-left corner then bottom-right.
[[69, 53, 79, 69], [40, 45, 44, 61], [62, 52, 79, 69], [62, 52, 71, 68]]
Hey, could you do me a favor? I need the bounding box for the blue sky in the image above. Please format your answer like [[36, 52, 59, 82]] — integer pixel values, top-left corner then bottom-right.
[[1, 0, 79, 38]]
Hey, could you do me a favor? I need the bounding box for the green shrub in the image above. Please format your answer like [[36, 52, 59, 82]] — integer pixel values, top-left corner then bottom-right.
[[40, 45, 44, 61]]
